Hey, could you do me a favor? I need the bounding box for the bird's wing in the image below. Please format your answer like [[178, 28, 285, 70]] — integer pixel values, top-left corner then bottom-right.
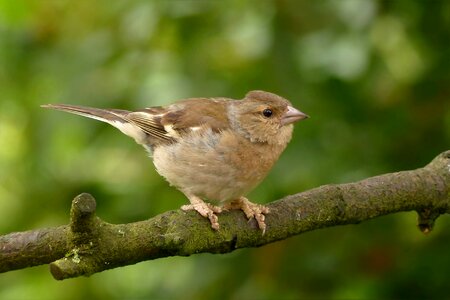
[[127, 98, 231, 141], [124, 107, 174, 142]]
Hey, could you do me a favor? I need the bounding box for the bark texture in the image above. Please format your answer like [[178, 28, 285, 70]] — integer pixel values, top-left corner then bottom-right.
[[1, 151, 449, 280]]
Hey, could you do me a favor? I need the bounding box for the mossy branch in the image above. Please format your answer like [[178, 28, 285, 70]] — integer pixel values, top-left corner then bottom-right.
[[1, 151, 449, 280]]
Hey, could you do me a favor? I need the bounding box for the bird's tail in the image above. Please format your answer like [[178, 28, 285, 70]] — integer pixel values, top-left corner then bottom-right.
[[41, 104, 147, 145], [41, 104, 130, 124]]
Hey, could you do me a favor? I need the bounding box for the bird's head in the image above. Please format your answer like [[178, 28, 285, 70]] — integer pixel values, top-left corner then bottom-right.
[[230, 90, 308, 145]]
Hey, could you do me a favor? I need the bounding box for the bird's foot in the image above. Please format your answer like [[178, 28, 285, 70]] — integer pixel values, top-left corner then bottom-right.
[[224, 196, 270, 234], [181, 195, 223, 230]]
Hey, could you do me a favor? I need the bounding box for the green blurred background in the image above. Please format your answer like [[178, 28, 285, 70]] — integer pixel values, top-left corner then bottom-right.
[[0, 0, 449, 299]]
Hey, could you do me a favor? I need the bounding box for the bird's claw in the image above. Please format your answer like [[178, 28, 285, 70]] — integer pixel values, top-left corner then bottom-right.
[[181, 202, 222, 230], [224, 197, 270, 234]]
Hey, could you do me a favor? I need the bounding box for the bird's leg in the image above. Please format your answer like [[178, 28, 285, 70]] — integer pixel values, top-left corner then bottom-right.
[[181, 194, 223, 230], [224, 196, 270, 234]]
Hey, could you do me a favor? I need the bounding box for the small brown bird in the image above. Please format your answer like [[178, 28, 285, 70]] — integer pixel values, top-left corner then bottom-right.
[[42, 90, 308, 233]]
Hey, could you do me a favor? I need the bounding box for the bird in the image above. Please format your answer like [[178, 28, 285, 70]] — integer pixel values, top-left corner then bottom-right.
[[42, 90, 308, 233]]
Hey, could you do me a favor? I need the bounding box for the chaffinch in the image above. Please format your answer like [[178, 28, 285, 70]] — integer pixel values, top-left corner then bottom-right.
[[42, 90, 308, 233]]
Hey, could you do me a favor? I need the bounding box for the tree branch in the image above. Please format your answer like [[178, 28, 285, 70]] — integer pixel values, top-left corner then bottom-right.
[[1, 151, 449, 280]]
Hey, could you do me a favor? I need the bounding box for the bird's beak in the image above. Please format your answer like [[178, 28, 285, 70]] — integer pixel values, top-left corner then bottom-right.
[[281, 105, 309, 125]]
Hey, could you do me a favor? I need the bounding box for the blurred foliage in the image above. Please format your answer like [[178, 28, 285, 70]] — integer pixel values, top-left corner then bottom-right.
[[0, 0, 449, 299]]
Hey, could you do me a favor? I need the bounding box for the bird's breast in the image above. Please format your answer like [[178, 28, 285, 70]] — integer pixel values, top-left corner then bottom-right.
[[152, 128, 287, 204]]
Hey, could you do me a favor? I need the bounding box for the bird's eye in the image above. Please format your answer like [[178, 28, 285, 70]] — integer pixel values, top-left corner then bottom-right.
[[262, 108, 273, 118]]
